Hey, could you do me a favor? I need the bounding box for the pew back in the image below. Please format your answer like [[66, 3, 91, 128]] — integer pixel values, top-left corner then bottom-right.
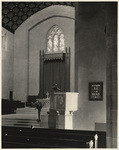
[[2, 126, 106, 148]]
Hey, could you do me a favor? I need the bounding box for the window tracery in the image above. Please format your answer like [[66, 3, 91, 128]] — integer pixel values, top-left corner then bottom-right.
[[47, 25, 65, 53]]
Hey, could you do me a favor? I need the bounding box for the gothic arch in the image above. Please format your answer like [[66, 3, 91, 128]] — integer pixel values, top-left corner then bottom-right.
[[46, 25, 65, 53]]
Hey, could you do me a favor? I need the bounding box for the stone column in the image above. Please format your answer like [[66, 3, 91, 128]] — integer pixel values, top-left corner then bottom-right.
[[105, 2, 117, 148]]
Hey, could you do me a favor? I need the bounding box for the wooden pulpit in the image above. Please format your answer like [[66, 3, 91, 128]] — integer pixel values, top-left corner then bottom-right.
[[49, 92, 79, 129], [50, 92, 78, 112]]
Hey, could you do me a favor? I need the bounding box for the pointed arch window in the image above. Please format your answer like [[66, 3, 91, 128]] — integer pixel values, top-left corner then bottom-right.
[[47, 25, 65, 53]]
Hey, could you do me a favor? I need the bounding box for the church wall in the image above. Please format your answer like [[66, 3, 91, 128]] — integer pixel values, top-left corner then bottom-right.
[[13, 27, 28, 101], [75, 3, 107, 131], [14, 5, 75, 101], [2, 27, 14, 99], [29, 17, 74, 95]]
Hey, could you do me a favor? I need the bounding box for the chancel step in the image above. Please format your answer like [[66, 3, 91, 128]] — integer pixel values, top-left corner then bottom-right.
[[2, 106, 49, 129], [16, 107, 37, 114], [2, 117, 48, 128]]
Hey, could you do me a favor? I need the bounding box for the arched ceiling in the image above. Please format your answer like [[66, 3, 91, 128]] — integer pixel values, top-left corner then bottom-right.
[[2, 2, 75, 33]]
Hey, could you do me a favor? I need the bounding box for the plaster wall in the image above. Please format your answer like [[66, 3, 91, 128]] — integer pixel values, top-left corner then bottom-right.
[[74, 3, 106, 130], [13, 3, 107, 131], [14, 5, 75, 101], [2, 27, 14, 99], [29, 17, 74, 95]]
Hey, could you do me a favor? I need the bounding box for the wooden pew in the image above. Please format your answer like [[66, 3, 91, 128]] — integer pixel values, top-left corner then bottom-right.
[[2, 126, 106, 148], [2, 99, 25, 115]]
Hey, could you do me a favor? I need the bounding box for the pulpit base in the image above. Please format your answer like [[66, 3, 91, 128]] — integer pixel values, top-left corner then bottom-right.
[[48, 109, 76, 130]]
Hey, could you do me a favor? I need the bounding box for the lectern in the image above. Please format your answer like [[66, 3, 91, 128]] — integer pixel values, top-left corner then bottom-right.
[[49, 92, 79, 129]]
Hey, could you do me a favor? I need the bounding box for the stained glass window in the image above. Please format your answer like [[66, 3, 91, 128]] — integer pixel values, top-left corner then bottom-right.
[[53, 34, 58, 52], [47, 25, 65, 53], [60, 34, 65, 52], [47, 38, 52, 52]]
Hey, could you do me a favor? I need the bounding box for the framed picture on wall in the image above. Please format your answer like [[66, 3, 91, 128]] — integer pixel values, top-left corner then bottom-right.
[[89, 82, 103, 101]]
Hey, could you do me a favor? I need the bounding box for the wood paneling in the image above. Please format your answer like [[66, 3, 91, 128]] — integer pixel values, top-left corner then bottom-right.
[[39, 49, 70, 98]]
